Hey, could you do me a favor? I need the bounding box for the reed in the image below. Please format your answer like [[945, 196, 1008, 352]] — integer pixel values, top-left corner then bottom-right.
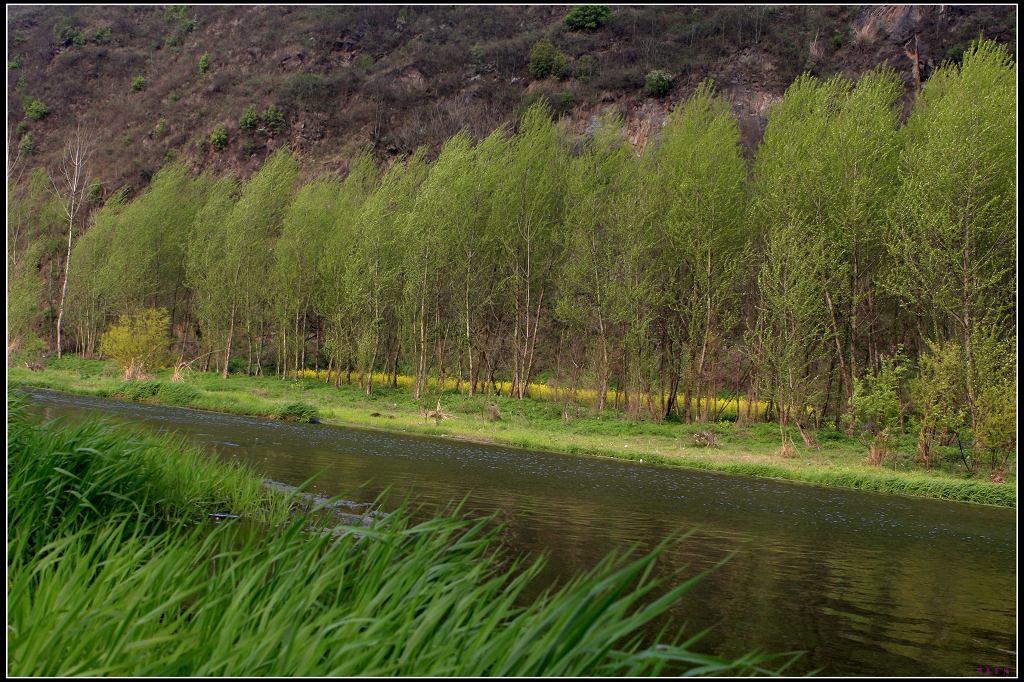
[[7, 401, 796, 676]]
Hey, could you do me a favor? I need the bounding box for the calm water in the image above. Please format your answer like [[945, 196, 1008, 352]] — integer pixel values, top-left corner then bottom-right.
[[23, 388, 1017, 676]]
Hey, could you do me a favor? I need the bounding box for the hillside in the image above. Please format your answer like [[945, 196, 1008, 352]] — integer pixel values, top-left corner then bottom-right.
[[6, 5, 1017, 195]]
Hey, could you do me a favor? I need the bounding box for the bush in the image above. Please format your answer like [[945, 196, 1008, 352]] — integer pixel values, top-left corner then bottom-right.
[[354, 53, 374, 73], [100, 308, 173, 378], [645, 70, 673, 97], [529, 39, 570, 80], [24, 98, 50, 121], [198, 52, 209, 74], [564, 6, 612, 31], [18, 133, 36, 157], [87, 180, 103, 205], [131, 75, 147, 92], [8, 54, 23, 70], [239, 105, 259, 131], [575, 54, 597, 81], [261, 105, 286, 134], [850, 349, 909, 466], [275, 401, 320, 423], [152, 117, 168, 139], [210, 124, 228, 151]]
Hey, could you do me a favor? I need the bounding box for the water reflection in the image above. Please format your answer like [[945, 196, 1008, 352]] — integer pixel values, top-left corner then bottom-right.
[[25, 389, 1016, 676]]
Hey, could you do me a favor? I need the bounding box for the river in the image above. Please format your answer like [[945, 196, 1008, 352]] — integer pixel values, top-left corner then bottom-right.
[[22, 388, 1017, 676]]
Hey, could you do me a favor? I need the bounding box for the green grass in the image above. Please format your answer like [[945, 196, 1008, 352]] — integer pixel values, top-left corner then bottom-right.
[[7, 394, 796, 676], [9, 360, 1015, 508]]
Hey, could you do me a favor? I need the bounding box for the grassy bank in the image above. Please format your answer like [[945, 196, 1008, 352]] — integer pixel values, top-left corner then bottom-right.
[[7, 398, 791, 675], [9, 357, 1016, 508]]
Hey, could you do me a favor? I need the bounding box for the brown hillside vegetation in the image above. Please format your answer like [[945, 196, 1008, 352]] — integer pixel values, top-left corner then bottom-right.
[[7, 5, 1015, 196]]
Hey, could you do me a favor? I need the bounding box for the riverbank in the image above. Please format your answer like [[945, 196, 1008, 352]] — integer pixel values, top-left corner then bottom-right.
[[8, 398, 779, 675], [8, 358, 1015, 508]]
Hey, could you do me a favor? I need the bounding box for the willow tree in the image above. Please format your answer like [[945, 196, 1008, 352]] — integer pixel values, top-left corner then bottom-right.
[[655, 81, 749, 421], [273, 178, 342, 378], [557, 115, 644, 412], [748, 222, 831, 452], [884, 39, 1016, 442], [351, 150, 427, 394], [98, 164, 213, 331], [490, 102, 568, 399], [751, 68, 902, 427], [454, 128, 507, 396], [404, 134, 475, 398], [218, 149, 298, 376], [185, 176, 238, 373], [317, 153, 378, 386], [64, 191, 127, 357]]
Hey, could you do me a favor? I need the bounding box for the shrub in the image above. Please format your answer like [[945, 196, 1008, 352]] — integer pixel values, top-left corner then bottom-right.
[[210, 124, 228, 151], [131, 76, 146, 92], [152, 117, 168, 139], [92, 26, 112, 45], [87, 180, 103, 205], [275, 401, 320, 423], [18, 133, 36, 157], [8, 54, 23, 70], [239, 105, 259, 131], [529, 39, 570, 80], [355, 53, 374, 73], [850, 349, 909, 466], [198, 52, 210, 74], [645, 70, 673, 97], [100, 308, 173, 378], [912, 340, 968, 468], [564, 6, 612, 31], [54, 18, 85, 47], [24, 98, 50, 121], [575, 54, 597, 81], [281, 73, 334, 110], [261, 105, 286, 134]]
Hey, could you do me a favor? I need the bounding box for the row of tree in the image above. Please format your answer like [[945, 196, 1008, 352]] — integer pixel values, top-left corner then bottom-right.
[[7, 41, 1016, 468]]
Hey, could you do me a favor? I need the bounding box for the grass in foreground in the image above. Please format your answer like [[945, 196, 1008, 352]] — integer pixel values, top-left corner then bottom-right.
[[7, 396, 797, 676], [8, 357, 1015, 508]]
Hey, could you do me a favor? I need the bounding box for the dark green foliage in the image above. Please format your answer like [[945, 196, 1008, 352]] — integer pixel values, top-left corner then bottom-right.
[[275, 401, 321, 423], [8, 54, 23, 70], [92, 26, 112, 44], [239, 105, 258, 131], [163, 5, 196, 46], [152, 117, 168, 139], [261, 105, 286, 134], [24, 98, 50, 121], [87, 180, 104, 205], [529, 39, 569, 80], [645, 69, 673, 96], [575, 54, 597, 81], [53, 17, 85, 47], [564, 5, 612, 31], [210, 124, 228, 150], [19, 133, 36, 156], [281, 72, 335, 110], [354, 52, 374, 73], [131, 75, 147, 92]]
